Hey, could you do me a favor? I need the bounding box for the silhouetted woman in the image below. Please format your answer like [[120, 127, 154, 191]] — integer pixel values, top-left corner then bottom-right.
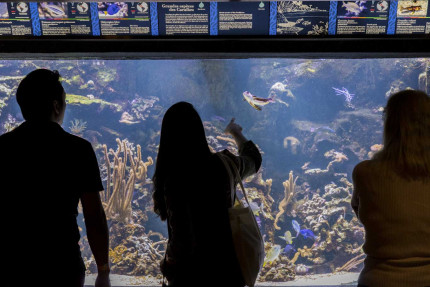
[[352, 90, 430, 287], [152, 102, 261, 287]]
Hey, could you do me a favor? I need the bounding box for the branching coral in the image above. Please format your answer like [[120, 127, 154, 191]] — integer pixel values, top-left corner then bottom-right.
[[291, 245, 313, 264], [102, 138, 153, 223], [304, 149, 348, 175], [69, 119, 87, 137], [274, 171, 297, 230]]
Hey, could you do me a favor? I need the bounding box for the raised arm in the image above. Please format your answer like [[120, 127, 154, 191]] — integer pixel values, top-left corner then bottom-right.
[[224, 118, 262, 179]]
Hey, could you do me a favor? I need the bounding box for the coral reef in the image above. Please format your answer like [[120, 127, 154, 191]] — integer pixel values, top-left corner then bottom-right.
[[102, 138, 153, 223], [368, 143, 383, 159], [130, 96, 162, 122], [69, 119, 87, 137], [2, 114, 21, 133], [274, 171, 297, 230], [66, 94, 122, 112]]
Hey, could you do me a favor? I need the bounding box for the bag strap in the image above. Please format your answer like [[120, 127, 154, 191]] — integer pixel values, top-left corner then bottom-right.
[[217, 153, 251, 207]]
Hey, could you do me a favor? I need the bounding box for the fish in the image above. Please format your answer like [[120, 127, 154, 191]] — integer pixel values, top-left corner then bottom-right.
[[279, 230, 294, 244], [100, 126, 122, 137], [249, 201, 262, 216], [243, 91, 275, 111], [300, 229, 317, 240], [401, 5, 422, 13], [40, 3, 66, 17], [107, 3, 120, 15], [292, 220, 300, 236], [211, 115, 226, 122], [283, 244, 296, 256], [263, 245, 281, 267], [255, 216, 262, 228]]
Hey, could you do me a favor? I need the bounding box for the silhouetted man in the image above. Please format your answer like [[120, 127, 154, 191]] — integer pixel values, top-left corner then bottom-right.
[[0, 69, 111, 287]]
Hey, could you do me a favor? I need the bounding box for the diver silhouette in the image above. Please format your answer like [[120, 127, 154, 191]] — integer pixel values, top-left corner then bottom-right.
[[352, 90, 430, 287], [0, 69, 111, 287], [152, 102, 262, 287]]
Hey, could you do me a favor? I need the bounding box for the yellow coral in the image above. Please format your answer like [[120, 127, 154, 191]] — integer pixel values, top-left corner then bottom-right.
[[102, 138, 153, 223], [274, 171, 297, 230], [109, 245, 128, 264]]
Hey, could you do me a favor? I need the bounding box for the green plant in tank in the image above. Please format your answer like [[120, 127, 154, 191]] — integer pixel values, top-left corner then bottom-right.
[[66, 94, 122, 112], [97, 68, 117, 86]]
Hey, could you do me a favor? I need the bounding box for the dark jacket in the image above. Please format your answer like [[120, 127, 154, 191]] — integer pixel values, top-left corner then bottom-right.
[[0, 120, 103, 284], [161, 141, 262, 287]]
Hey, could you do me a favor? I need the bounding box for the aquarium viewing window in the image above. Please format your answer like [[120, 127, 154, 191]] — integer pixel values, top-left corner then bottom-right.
[[1, 57, 429, 287], [1, 2, 430, 287]]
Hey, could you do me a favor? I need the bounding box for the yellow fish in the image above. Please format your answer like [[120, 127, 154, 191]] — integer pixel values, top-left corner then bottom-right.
[[263, 245, 281, 267]]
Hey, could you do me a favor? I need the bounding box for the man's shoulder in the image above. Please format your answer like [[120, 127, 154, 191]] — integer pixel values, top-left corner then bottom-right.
[[62, 130, 92, 149], [0, 129, 19, 145]]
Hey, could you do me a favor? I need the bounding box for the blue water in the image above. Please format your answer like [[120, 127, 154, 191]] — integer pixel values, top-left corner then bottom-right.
[[0, 58, 427, 284]]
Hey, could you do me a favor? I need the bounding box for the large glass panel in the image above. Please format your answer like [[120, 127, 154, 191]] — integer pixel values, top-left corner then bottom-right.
[[1, 58, 428, 286]]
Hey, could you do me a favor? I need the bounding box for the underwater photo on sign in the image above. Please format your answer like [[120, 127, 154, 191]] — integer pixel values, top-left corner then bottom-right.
[[0, 57, 429, 286]]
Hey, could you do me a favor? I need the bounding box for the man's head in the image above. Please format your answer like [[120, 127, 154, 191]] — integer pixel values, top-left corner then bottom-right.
[[16, 69, 66, 124]]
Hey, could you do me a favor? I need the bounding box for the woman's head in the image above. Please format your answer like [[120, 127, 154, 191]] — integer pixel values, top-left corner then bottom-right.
[[152, 102, 211, 220], [374, 89, 430, 180]]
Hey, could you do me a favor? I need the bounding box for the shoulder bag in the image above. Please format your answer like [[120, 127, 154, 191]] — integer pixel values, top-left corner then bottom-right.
[[218, 153, 265, 287]]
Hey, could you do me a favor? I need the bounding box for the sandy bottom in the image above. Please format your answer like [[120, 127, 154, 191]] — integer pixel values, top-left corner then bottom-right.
[[84, 272, 359, 287]]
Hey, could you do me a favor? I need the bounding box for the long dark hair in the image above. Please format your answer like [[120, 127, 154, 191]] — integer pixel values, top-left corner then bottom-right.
[[152, 102, 212, 220], [373, 90, 430, 180]]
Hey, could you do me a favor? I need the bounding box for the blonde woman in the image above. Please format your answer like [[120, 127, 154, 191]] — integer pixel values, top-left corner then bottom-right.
[[352, 90, 430, 287]]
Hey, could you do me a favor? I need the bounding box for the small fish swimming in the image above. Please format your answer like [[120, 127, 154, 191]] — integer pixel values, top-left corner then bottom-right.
[[243, 91, 275, 111], [292, 220, 300, 236], [279, 230, 294, 244], [300, 229, 317, 240], [249, 201, 263, 216], [211, 115, 226, 122], [283, 244, 296, 256], [100, 126, 122, 137], [255, 216, 262, 228], [263, 245, 281, 267]]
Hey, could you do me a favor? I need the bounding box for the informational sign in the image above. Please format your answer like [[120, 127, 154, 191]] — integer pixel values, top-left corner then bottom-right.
[[395, 0, 430, 34], [336, 1, 390, 35], [98, 2, 151, 35], [38, 2, 92, 35], [157, 2, 210, 35], [277, 1, 330, 35], [217, 2, 270, 35], [0, 2, 32, 36]]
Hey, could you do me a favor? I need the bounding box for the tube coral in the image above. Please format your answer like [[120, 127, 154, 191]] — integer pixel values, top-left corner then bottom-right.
[[102, 138, 153, 223], [274, 171, 297, 230]]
